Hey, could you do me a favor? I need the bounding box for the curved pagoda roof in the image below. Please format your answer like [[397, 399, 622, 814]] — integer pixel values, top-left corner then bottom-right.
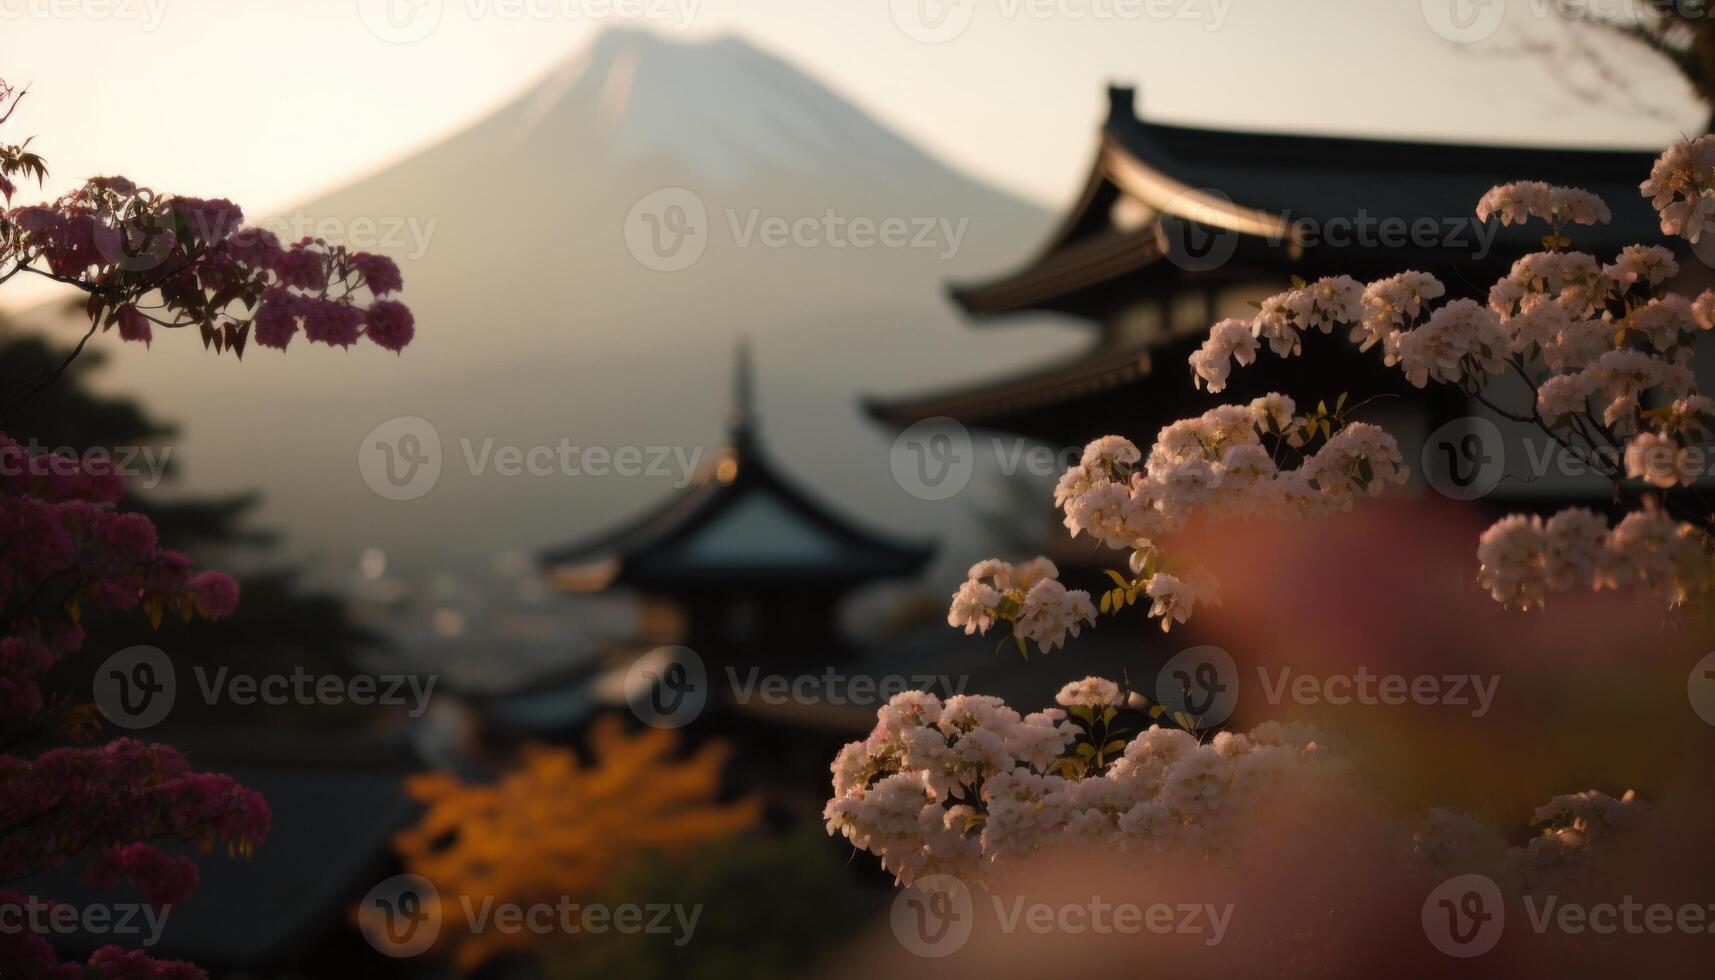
[[952, 85, 1664, 317], [542, 343, 931, 593]]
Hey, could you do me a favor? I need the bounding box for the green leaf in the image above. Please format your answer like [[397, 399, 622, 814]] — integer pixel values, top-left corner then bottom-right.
[[1075, 742, 1097, 758], [1102, 568, 1131, 587], [1102, 739, 1128, 755]]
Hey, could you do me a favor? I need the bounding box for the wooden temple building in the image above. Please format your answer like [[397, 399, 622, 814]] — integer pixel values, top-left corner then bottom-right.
[[867, 86, 1671, 463], [542, 342, 932, 675]]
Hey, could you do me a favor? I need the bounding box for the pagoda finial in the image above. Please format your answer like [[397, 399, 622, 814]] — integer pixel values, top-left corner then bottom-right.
[[1107, 84, 1137, 124], [729, 335, 755, 441]]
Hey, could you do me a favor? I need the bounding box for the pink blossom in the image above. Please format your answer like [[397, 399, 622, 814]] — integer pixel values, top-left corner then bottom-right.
[[117, 306, 152, 346], [189, 570, 239, 620], [364, 299, 415, 352], [300, 299, 362, 348], [351, 251, 404, 295]]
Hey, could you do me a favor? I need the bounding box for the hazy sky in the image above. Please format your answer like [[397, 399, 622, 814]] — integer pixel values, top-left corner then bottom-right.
[[0, 0, 1700, 254]]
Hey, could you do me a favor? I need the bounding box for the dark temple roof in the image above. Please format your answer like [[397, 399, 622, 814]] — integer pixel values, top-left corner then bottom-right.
[[952, 86, 1666, 317], [542, 344, 931, 591]]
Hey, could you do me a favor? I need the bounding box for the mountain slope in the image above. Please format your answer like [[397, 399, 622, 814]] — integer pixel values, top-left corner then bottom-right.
[[32, 28, 1080, 586]]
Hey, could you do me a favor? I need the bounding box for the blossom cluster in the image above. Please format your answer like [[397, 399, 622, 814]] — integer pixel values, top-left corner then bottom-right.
[[1413, 789, 1646, 894], [1179, 139, 1715, 614], [5, 189, 414, 354], [0, 83, 414, 359], [0, 903, 204, 980], [951, 398, 1407, 633], [1640, 135, 1715, 242], [0, 338, 265, 978], [1475, 507, 1708, 609], [1476, 181, 1613, 228], [824, 686, 1344, 884], [0, 434, 260, 827], [946, 557, 1096, 652], [0, 433, 238, 719]]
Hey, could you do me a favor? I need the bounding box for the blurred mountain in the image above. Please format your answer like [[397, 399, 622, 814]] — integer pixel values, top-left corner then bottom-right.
[[16, 28, 1077, 590]]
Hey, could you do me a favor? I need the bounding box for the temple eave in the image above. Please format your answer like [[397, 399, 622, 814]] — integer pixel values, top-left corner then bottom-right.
[[866, 342, 1154, 429]]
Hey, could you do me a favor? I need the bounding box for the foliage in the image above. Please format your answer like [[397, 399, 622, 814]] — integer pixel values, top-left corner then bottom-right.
[[392, 715, 761, 971], [541, 824, 886, 980], [0, 76, 413, 975], [952, 141, 1715, 649]]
